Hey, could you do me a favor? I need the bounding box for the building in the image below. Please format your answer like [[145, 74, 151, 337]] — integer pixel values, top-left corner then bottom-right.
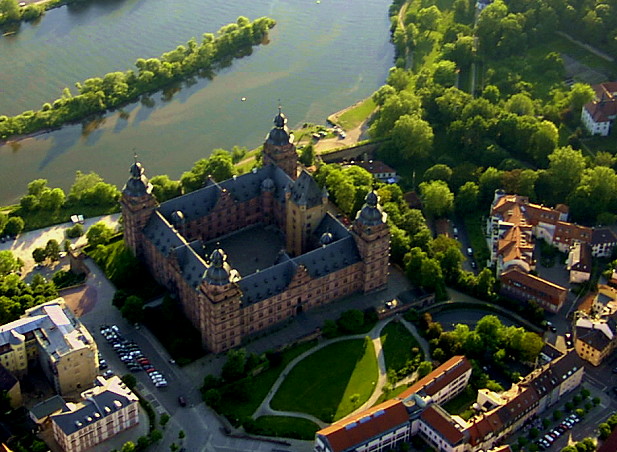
[[0, 364, 20, 409], [581, 82, 617, 136], [314, 399, 411, 452], [0, 298, 98, 399], [51, 376, 139, 452], [121, 110, 391, 353], [591, 227, 617, 258], [348, 160, 398, 183], [567, 242, 592, 284], [574, 286, 617, 366], [314, 351, 583, 452], [499, 268, 567, 313]]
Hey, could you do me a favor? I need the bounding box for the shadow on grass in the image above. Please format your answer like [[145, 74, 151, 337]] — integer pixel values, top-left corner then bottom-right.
[[270, 337, 378, 423]]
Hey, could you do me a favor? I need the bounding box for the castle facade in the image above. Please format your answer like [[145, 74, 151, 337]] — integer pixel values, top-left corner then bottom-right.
[[121, 110, 390, 353]]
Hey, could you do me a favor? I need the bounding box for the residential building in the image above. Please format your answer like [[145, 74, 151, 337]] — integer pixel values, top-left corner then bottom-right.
[[591, 227, 617, 258], [499, 268, 567, 313], [51, 376, 139, 452], [574, 286, 617, 365], [567, 242, 592, 284], [314, 351, 583, 452], [348, 160, 398, 183], [581, 82, 617, 136], [0, 298, 98, 400], [122, 109, 391, 354], [0, 364, 20, 409], [314, 399, 411, 452]]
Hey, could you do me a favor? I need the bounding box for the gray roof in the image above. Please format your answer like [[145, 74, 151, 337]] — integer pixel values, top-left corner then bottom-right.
[[30, 395, 68, 421], [122, 161, 152, 197], [266, 111, 292, 146], [158, 165, 292, 222], [52, 379, 137, 436], [289, 170, 324, 208]]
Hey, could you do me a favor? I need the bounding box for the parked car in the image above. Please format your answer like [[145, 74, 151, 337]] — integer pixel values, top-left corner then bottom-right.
[[178, 396, 187, 407], [467, 247, 473, 256]]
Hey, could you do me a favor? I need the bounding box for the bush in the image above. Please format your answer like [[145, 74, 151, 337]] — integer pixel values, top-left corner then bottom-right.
[[337, 309, 364, 334], [66, 223, 84, 238]]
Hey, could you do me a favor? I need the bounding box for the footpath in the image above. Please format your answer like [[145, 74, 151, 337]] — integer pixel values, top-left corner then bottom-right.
[[252, 315, 430, 427]]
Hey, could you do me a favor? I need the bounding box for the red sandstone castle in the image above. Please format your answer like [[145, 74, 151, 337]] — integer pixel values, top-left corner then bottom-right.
[[120, 110, 391, 353]]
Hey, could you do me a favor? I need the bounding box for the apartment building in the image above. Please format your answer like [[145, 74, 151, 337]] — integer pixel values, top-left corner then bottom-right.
[[0, 298, 98, 400], [51, 376, 139, 452]]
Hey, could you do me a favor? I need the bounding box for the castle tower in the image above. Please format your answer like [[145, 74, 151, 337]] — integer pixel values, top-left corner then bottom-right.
[[285, 170, 328, 256], [352, 191, 390, 292], [199, 248, 243, 353], [120, 157, 158, 257], [262, 107, 298, 180]]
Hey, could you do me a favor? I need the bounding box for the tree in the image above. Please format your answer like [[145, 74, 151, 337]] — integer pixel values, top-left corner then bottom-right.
[[505, 93, 535, 116], [32, 247, 47, 265], [120, 441, 136, 452], [86, 222, 115, 247], [39, 188, 66, 211], [3, 216, 24, 237], [419, 180, 453, 218], [391, 114, 434, 161], [546, 146, 585, 202], [337, 309, 364, 333], [433, 60, 458, 87], [121, 295, 144, 324], [20, 196, 38, 212], [121, 374, 137, 389], [45, 239, 61, 262], [222, 348, 247, 382], [150, 429, 163, 443], [159, 413, 170, 429], [599, 422, 612, 440], [455, 182, 479, 215], [417, 5, 442, 34], [424, 164, 452, 183], [0, 0, 20, 22], [66, 223, 84, 238], [299, 144, 316, 166], [568, 83, 595, 115], [0, 250, 23, 276], [417, 361, 433, 377], [150, 175, 182, 202], [68, 171, 119, 205]]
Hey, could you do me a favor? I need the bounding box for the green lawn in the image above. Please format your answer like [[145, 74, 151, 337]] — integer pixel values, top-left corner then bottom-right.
[[10, 203, 119, 232], [335, 97, 376, 130], [442, 385, 476, 420], [463, 215, 490, 269], [250, 416, 320, 440], [270, 338, 378, 422], [380, 321, 422, 373], [374, 383, 410, 406], [217, 340, 318, 425]]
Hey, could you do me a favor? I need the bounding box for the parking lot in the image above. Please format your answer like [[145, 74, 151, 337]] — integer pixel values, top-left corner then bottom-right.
[[99, 324, 169, 389]]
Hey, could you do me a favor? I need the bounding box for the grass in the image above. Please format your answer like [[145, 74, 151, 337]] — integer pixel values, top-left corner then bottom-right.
[[87, 237, 163, 300], [217, 340, 318, 425], [380, 321, 422, 373], [374, 383, 410, 406], [270, 337, 378, 422], [250, 416, 320, 440], [463, 215, 490, 269], [442, 385, 476, 420], [333, 97, 376, 130]]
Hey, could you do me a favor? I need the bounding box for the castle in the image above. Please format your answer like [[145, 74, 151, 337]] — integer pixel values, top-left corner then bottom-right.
[[121, 110, 391, 353]]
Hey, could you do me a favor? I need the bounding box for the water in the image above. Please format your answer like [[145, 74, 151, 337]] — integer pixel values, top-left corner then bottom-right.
[[0, 0, 393, 205]]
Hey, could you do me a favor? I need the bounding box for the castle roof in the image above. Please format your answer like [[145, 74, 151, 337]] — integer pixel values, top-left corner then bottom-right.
[[289, 170, 324, 208]]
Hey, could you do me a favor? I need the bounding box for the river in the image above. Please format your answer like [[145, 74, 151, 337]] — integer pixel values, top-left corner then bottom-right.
[[0, 0, 393, 205]]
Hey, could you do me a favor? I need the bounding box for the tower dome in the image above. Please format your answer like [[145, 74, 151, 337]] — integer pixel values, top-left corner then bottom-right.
[[204, 249, 233, 286], [357, 191, 385, 226], [266, 107, 292, 146], [122, 156, 152, 197], [261, 177, 275, 192]]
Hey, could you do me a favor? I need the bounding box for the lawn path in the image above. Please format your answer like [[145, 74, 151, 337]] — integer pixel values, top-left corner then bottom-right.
[[252, 315, 430, 427]]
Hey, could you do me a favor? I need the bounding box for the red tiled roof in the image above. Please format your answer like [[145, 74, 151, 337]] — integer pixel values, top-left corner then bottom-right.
[[317, 399, 409, 452], [500, 268, 567, 306], [398, 356, 471, 400], [466, 413, 503, 445], [420, 405, 465, 445], [584, 82, 617, 123], [352, 160, 396, 175]]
